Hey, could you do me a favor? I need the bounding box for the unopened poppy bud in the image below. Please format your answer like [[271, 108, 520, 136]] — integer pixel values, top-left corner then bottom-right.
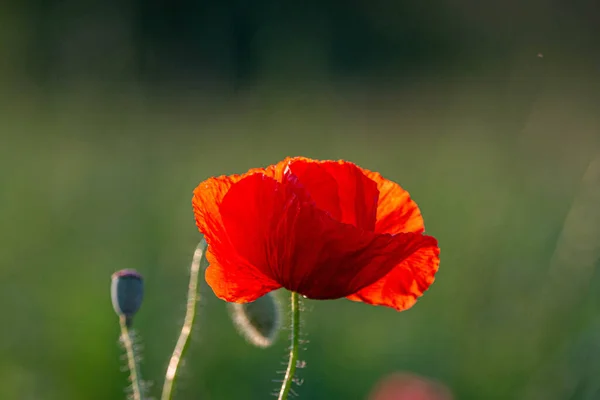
[[229, 292, 282, 348], [111, 269, 144, 326]]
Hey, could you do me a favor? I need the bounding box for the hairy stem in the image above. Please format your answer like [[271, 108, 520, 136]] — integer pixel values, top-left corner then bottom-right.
[[277, 291, 300, 400], [119, 316, 143, 400], [161, 238, 207, 400]]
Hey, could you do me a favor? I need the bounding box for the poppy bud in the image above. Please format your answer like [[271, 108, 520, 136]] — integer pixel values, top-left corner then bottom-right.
[[111, 269, 144, 326], [229, 292, 282, 348]]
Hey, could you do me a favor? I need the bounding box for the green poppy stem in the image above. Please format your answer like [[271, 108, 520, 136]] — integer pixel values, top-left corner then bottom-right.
[[119, 316, 143, 400], [277, 291, 300, 400], [161, 238, 207, 400]]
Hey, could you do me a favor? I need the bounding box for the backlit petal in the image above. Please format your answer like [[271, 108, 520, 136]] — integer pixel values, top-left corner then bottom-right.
[[286, 158, 379, 231], [204, 248, 280, 303], [290, 229, 438, 300], [193, 171, 282, 303], [219, 173, 308, 284], [362, 169, 425, 234], [192, 159, 292, 239], [346, 235, 439, 311]]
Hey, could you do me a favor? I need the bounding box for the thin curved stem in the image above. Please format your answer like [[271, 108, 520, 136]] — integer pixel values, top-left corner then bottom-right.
[[161, 239, 207, 400], [277, 291, 300, 400], [119, 316, 143, 400]]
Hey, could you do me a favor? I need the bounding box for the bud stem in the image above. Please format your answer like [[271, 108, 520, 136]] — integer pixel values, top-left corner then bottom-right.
[[161, 238, 207, 400], [119, 316, 143, 400], [277, 291, 300, 400]]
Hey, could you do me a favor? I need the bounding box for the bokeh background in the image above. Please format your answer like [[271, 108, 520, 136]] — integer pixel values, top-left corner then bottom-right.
[[2, 0, 600, 399]]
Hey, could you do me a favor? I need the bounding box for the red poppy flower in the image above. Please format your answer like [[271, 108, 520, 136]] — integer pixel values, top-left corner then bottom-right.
[[192, 157, 440, 311]]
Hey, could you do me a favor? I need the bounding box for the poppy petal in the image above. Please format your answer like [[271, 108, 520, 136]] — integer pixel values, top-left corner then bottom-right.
[[192, 159, 293, 240], [218, 173, 308, 284], [290, 230, 438, 300], [204, 248, 281, 303], [285, 161, 342, 220], [346, 235, 439, 311], [362, 169, 425, 234], [193, 173, 282, 303], [286, 158, 379, 231]]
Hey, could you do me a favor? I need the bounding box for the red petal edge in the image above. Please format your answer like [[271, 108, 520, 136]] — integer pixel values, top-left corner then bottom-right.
[[285, 159, 379, 230], [346, 235, 440, 311], [362, 169, 426, 235], [193, 172, 283, 303]]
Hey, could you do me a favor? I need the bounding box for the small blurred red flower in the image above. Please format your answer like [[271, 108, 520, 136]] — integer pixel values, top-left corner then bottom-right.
[[368, 373, 453, 400], [192, 157, 439, 311]]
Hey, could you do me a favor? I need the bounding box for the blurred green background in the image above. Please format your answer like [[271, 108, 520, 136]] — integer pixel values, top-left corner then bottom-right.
[[1, 0, 600, 399]]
